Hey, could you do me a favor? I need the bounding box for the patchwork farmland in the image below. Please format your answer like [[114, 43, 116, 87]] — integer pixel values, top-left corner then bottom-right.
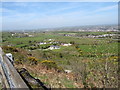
[[1, 30, 119, 88]]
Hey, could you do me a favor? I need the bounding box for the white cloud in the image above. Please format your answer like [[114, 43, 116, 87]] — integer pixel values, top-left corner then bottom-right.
[[95, 5, 118, 12], [1, 2, 118, 30], [2, 7, 117, 30]]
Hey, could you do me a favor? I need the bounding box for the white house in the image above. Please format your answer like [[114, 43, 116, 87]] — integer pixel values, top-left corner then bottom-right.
[[39, 42, 47, 45], [48, 45, 60, 50], [28, 35, 34, 37], [49, 42, 52, 44], [61, 43, 72, 46], [12, 34, 15, 36], [48, 39, 54, 41]]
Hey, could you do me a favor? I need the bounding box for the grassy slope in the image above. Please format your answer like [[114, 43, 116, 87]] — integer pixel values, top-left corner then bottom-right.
[[2, 31, 118, 88]]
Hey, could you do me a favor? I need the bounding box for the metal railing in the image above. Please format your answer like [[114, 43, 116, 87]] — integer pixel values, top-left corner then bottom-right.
[[0, 47, 29, 89]]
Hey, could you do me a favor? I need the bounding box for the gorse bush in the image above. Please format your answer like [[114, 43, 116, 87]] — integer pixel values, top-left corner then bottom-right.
[[2, 46, 18, 53], [41, 60, 57, 69], [2, 31, 118, 88], [109, 56, 118, 61], [41, 60, 64, 72], [14, 59, 22, 65], [14, 53, 27, 65], [27, 56, 38, 65]]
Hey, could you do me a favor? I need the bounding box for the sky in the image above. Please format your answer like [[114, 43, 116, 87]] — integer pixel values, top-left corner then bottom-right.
[[1, 2, 118, 30]]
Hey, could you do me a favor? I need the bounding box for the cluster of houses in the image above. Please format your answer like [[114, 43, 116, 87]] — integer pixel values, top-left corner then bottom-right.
[[87, 34, 117, 38], [62, 32, 118, 39], [10, 32, 73, 50], [11, 32, 34, 37], [23, 33, 34, 37], [48, 45, 60, 50], [38, 39, 72, 50], [47, 43, 72, 50], [39, 39, 58, 45]]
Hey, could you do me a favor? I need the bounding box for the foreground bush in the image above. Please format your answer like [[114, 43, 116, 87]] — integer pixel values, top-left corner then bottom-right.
[[2, 46, 18, 53], [28, 56, 38, 65], [41, 60, 64, 72]]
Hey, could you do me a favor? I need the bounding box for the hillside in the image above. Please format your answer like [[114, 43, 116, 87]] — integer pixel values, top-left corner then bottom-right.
[[1, 31, 119, 88]]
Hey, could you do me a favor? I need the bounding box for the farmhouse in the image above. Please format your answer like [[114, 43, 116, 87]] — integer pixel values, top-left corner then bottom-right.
[[61, 43, 72, 46], [28, 35, 34, 37], [39, 42, 47, 45], [48, 39, 55, 41], [12, 34, 15, 36], [48, 45, 60, 50]]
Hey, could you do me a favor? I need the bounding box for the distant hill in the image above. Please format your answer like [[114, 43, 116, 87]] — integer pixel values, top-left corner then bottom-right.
[[4, 24, 118, 32]]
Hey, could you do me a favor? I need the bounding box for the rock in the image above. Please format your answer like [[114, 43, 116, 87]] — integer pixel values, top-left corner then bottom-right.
[[17, 68, 49, 89], [64, 70, 72, 73]]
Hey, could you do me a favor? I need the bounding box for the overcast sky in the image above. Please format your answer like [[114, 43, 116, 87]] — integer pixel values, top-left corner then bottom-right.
[[1, 2, 118, 30]]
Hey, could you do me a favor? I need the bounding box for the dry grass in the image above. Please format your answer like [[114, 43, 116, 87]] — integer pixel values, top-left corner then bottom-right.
[[15, 64, 84, 88]]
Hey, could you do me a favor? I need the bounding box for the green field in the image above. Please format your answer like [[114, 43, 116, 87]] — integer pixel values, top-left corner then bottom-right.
[[1, 31, 119, 88]]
